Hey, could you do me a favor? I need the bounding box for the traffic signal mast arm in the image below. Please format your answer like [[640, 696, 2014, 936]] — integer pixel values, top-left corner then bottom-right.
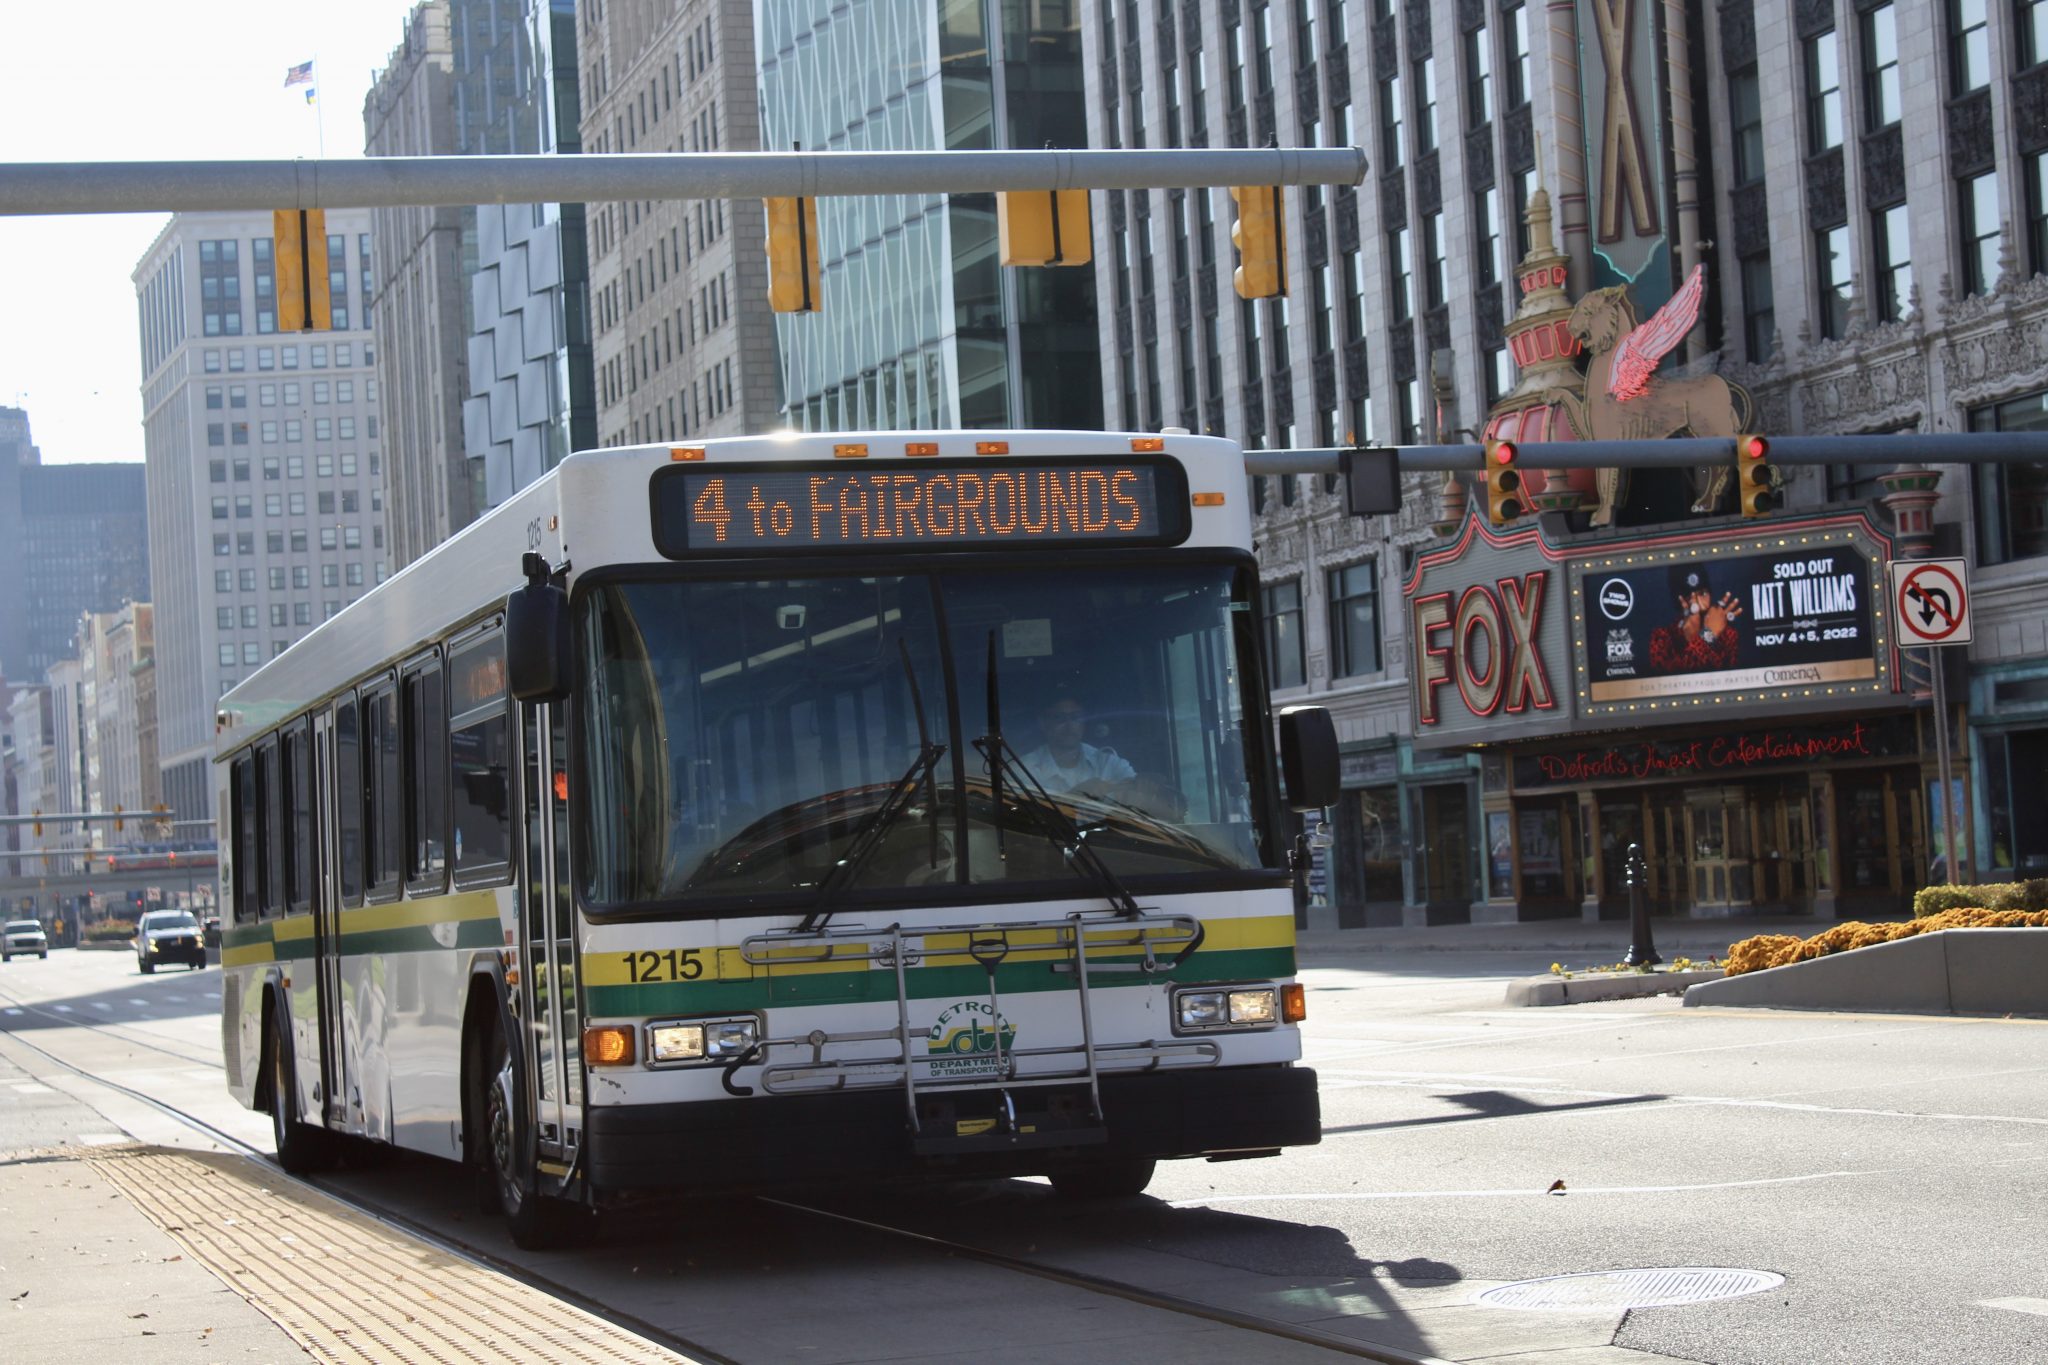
[[1240, 431, 2048, 476]]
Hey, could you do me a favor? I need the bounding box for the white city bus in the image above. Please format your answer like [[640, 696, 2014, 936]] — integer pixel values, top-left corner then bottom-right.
[[217, 429, 1336, 1246]]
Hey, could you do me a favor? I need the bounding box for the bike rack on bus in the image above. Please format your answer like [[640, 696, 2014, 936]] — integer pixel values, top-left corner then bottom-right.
[[737, 911, 1218, 1146]]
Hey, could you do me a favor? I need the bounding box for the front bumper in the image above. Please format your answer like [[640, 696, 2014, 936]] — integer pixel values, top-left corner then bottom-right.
[[144, 940, 207, 966], [584, 1063, 1319, 1194]]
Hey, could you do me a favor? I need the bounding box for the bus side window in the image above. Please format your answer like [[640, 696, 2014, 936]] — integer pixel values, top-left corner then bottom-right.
[[366, 682, 402, 899], [403, 657, 449, 893], [259, 737, 285, 918], [231, 755, 258, 925], [335, 696, 365, 908], [284, 721, 311, 913], [449, 628, 512, 884]]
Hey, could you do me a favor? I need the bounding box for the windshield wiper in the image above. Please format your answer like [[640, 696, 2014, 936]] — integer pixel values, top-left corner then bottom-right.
[[799, 642, 945, 932], [976, 632, 1143, 919]]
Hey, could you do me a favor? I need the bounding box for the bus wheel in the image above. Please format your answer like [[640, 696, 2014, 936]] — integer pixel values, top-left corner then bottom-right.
[[480, 1028, 588, 1250], [1048, 1157, 1156, 1200], [266, 1019, 332, 1175]]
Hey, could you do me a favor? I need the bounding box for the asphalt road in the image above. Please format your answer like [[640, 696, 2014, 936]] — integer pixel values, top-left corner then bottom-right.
[[4, 942, 2045, 1364]]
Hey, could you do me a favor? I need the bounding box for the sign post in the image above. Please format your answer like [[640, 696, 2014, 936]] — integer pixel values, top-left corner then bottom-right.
[[1889, 558, 1973, 882]]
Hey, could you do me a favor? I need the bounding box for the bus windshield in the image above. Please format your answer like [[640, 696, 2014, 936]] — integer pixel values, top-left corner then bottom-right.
[[578, 563, 1280, 912]]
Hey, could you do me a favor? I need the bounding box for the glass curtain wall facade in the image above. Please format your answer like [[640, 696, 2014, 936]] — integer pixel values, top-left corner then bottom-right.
[[757, 0, 1101, 431]]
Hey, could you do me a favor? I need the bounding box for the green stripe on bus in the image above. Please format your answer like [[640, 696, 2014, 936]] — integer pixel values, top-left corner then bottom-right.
[[582, 944, 1296, 1018], [220, 914, 501, 961]]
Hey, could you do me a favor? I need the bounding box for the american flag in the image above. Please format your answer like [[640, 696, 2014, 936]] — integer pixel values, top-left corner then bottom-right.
[[283, 61, 314, 88]]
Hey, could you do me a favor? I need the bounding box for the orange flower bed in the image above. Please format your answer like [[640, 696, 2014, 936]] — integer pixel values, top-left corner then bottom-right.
[[1725, 908, 2048, 976]]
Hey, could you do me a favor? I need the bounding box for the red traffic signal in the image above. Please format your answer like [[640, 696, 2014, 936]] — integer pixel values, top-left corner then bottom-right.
[[1484, 439, 1523, 526], [1736, 433, 1775, 518]]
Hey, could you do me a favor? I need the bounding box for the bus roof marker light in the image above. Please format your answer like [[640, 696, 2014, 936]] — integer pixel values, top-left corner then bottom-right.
[[904, 442, 939, 457], [1192, 492, 1226, 506], [670, 447, 706, 461], [833, 443, 869, 458], [1130, 436, 1165, 452], [975, 440, 1010, 455]]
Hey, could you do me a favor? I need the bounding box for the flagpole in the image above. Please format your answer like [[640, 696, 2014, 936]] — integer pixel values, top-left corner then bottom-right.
[[314, 53, 325, 159]]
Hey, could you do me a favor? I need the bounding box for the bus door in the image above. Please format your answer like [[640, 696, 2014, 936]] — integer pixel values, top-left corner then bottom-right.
[[310, 708, 348, 1127], [522, 704, 578, 1157]]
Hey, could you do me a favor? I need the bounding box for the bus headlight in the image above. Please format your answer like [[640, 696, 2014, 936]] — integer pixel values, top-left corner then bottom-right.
[[1173, 985, 1280, 1032], [647, 1015, 760, 1066]]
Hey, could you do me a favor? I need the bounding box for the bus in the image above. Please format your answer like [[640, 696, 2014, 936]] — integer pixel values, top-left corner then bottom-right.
[[217, 429, 1337, 1246]]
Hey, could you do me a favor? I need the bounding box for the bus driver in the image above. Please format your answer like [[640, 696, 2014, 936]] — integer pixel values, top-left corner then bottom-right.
[[1020, 687, 1136, 795]]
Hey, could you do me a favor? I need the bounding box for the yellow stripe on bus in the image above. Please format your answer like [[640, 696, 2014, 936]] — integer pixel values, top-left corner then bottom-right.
[[578, 913, 1296, 988]]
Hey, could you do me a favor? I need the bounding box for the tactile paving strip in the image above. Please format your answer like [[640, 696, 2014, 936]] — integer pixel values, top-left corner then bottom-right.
[[1476, 1266, 1785, 1311], [80, 1144, 692, 1364]]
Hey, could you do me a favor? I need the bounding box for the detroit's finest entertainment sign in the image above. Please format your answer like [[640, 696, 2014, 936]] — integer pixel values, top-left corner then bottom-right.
[[653, 459, 1187, 555], [1580, 542, 1880, 707]]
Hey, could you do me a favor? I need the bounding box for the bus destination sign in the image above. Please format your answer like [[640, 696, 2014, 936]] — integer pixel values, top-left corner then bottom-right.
[[653, 458, 1188, 555]]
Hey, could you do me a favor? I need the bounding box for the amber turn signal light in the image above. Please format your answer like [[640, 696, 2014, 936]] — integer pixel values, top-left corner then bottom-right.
[[1280, 982, 1307, 1023], [584, 1025, 636, 1067]]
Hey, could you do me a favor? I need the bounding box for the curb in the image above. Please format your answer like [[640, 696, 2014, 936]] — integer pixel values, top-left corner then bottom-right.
[[1505, 968, 1723, 1006]]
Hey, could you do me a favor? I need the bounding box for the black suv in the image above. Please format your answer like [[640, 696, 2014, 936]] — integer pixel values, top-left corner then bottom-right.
[[136, 910, 207, 973]]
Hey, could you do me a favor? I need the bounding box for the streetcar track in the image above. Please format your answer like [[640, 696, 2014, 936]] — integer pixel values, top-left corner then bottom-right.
[[6, 969, 1442, 1364]]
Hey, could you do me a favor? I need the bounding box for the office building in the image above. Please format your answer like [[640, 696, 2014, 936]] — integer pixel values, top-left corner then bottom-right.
[[1084, 0, 2048, 921], [581, 0, 783, 444], [365, 0, 597, 559], [133, 209, 387, 824], [0, 407, 149, 684], [365, 0, 478, 567], [757, 0, 1103, 430]]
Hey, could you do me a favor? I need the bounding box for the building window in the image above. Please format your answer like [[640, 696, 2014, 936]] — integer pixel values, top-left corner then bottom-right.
[[1969, 391, 2048, 563], [1873, 203, 1912, 323], [1742, 253, 1776, 360], [1861, 4, 1900, 130], [1806, 27, 1842, 152], [1504, 2, 1530, 109], [1950, 0, 1990, 94], [2029, 152, 2048, 278], [1475, 188, 1502, 289], [1816, 223, 1852, 339], [1262, 580, 1306, 689], [1465, 21, 1493, 126], [2026, 0, 2048, 67], [1328, 561, 1381, 677], [1961, 171, 2002, 296], [1730, 66, 1764, 184], [1413, 56, 1438, 155], [1379, 74, 1405, 166], [1423, 212, 1448, 309], [1389, 226, 1413, 323]]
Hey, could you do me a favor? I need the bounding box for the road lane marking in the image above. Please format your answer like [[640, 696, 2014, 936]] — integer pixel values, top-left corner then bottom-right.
[[1319, 1077, 2048, 1130], [53, 1004, 72, 1012], [1978, 1298, 2048, 1318], [1538, 1021, 1945, 1069], [92, 1002, 111, 1011], [1172, 1168, 1911, 1206], [10, 1082, 55, 1094]]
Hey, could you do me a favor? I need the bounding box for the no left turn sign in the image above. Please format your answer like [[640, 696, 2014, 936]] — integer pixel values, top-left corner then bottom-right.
[[1889, 557, 1973, 647]]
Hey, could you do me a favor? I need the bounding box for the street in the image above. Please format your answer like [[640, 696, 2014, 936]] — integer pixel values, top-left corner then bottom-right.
[[2, 942, 2044, 1364]]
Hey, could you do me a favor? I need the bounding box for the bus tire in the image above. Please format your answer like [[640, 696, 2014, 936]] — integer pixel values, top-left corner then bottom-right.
[[1048, 1157, 1156, 1200], [265, 1018, 333, 1175], [479, 1025, 589, 1250]]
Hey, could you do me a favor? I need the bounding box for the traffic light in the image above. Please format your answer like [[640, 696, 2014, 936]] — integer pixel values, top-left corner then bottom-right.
[[997, 190, 1092, 267], [114, 805, 124, 833], [274, 208, 333, 331], [31, 809, 40, 838], [1736, 434, 1775, 518], [155, 803, 170, 837], [1228, 186, 1286, 298], [764, 196, 822, 313], [1484, 439, 1524, 526]]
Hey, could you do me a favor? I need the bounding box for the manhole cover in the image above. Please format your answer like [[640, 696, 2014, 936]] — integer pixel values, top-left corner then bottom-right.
[[1477, 1267, 1784, 1311]]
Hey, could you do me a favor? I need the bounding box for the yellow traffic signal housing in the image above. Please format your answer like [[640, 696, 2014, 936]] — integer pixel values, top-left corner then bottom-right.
[[114, 805, 124, 833], [1228, 186, 1286, 298], [1485, 440, 1524, 526], [997, 190, 1092, 267], [32, 809, 41, 838], [764, 196, 823, 313], [1736, 434, 1775, 518], [274, 208, 333, 331]]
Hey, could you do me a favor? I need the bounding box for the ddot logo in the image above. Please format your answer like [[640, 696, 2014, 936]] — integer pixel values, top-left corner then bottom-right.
[[1598, 577, 1635, 621]]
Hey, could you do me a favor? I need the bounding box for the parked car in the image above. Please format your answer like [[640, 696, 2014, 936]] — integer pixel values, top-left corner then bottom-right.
[[3, 918, 48, 961], [135, 909, 207, 973]]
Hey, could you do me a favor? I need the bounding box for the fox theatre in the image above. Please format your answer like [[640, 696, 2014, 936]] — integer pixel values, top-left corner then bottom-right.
[[1406, 507, 1946, 920]]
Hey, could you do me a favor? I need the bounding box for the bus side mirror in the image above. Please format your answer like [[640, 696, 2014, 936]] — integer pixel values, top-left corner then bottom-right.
[[506, 553, 572, 703], [1277, 705, 1340, 812]]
